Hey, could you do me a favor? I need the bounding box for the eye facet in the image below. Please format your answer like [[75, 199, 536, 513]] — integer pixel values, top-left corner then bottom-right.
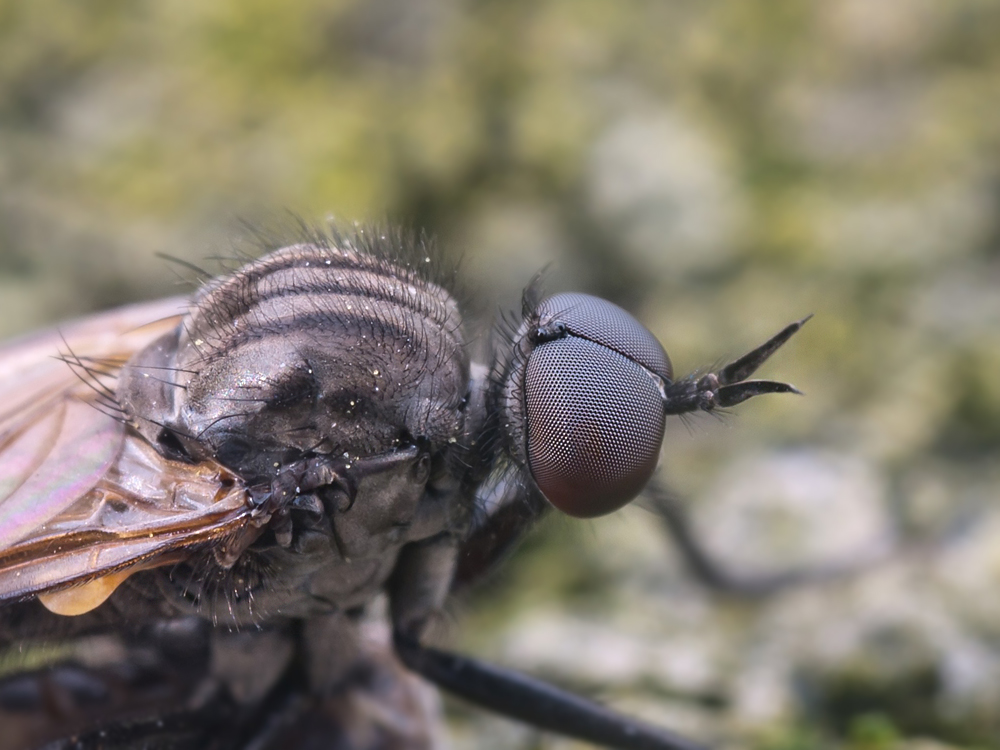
[[524, 337, 666, 517], [514, 293, 670, 518], [534, 293, 673, 382]]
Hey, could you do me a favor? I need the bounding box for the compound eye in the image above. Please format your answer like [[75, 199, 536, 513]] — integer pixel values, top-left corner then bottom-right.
[[523, 336, 667, 518], [535, 293, 673, 382]]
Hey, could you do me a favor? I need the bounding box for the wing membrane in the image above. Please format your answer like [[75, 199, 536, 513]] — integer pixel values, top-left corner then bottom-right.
[[0, 297, 183, 433], [0, 298, 253, 607], [0, 400, 123, 549], [0, 405, 63, 507]]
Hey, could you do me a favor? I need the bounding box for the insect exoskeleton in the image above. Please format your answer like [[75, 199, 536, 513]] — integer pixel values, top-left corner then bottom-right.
[[0, 230, 808, 750]]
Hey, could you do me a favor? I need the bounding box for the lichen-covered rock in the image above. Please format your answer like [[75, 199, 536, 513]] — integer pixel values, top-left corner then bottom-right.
[[2, 1, 1000, 748]]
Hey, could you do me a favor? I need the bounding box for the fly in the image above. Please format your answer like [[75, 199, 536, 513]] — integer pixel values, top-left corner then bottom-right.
[[0, 228, 807, 750]]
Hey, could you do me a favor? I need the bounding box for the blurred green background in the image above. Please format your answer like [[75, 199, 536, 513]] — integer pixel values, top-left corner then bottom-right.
[[2, 1, 1000, 748]]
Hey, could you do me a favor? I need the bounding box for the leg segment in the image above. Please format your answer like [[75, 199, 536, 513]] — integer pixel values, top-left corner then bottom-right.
[[646, 478, 892, 598], [394, 634, 710, 750]]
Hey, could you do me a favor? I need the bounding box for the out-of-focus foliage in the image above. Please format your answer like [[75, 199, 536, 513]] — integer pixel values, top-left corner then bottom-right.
[[1, 1, 999, 748]]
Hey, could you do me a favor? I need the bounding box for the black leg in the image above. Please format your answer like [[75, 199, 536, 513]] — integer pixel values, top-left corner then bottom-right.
[[394, 633, 711, 750], [452, 470, 550, 591], [646, 478, 892, 598]]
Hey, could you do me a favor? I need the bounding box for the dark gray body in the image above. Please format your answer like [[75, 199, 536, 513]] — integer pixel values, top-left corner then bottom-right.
[[115, 242, 486, 629], [0, 234, 808, 750], [0, 240, 495, 749]]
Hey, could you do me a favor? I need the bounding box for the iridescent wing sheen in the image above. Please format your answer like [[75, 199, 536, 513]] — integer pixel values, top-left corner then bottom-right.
[[0, 298, 252, 609]]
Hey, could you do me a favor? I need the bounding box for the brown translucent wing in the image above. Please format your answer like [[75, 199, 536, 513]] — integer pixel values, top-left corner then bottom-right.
[[0, 298, 252, 608]]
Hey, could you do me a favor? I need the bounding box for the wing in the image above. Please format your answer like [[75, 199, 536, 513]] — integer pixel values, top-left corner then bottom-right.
[[0, 298, 253, 614]]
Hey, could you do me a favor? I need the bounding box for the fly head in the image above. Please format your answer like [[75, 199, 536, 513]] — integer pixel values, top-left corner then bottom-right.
[[495, 290, 808, 518]]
